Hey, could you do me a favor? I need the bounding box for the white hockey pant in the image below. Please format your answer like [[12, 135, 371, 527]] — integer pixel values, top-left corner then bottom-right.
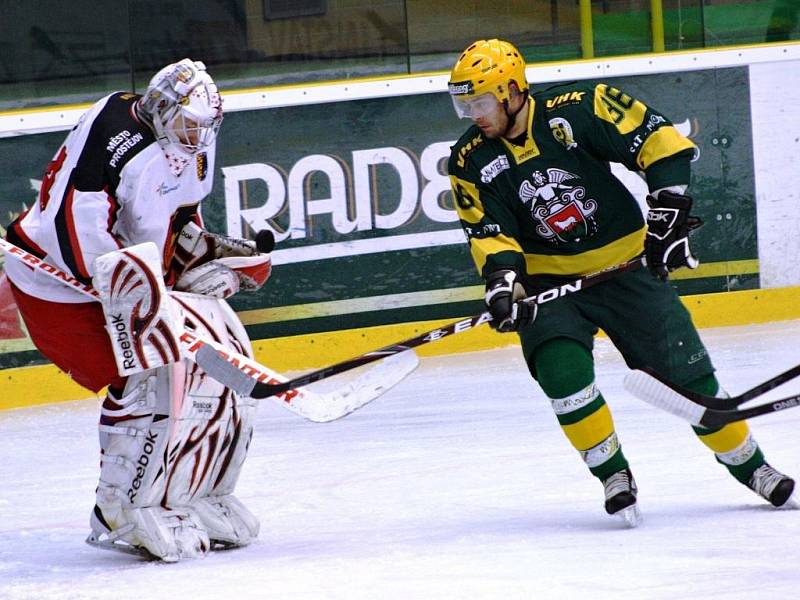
[[91, 294, 259, 560]]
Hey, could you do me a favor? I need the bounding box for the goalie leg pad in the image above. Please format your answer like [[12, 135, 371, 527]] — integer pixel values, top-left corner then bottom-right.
[[193, 494, 260, 547], [168, 293, 260, 543], [92, 368, 212, 561], [95, 370, 173, 509], [88, 292, 261, 560]]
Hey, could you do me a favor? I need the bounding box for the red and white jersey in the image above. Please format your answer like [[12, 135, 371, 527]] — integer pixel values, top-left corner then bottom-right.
[[5, 92, 215, 303]]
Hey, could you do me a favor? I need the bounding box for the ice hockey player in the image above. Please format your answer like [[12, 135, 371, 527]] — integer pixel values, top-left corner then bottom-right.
[[446, 38, 795, 526], [4, 59, 272, 560]]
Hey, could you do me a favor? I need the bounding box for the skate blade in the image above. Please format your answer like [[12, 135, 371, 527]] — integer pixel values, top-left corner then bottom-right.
[[778, 493, 800, 510], [613, 503, 642, 528], [85, 531, 160, 561]]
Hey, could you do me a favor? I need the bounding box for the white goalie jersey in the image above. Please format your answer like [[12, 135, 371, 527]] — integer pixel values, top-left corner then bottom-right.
[[5, 91, 215, 303]]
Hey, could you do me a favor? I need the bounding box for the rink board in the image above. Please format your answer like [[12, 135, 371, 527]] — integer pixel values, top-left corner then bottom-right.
[[1, 285, 799, 411], [2, 44, 800, 405]]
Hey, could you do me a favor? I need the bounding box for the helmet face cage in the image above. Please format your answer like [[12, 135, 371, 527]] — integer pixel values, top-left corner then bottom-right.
[[141, 59, 223, 153], [448, 39, 527, 117]]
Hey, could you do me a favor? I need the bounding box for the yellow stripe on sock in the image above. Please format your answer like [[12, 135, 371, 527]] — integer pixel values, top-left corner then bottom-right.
[[561, 403, 616, 451], [696, 420, 750, 453]]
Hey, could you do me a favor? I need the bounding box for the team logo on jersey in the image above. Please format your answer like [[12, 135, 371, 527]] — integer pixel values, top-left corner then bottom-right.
[[480, 155, 510, 183], [549, 118, 577, 150], [196, 152, 208, 180], [456, 134, 483, 168], [519, 169, 597, 243], [545, 91, 586, 110]]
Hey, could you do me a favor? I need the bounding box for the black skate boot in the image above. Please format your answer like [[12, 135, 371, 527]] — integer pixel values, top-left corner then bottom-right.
[[602, 468, 641, 527], [746, 463, 796, 508]]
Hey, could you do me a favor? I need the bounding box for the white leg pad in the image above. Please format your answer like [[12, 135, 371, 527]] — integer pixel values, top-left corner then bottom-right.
[[169, 293, 261, 545], [89, 293, 260, 560], [193, 494, 260, 546]]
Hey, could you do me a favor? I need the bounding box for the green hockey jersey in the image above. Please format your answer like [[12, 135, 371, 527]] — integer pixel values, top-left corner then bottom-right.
[[447, 81, 696, 280]]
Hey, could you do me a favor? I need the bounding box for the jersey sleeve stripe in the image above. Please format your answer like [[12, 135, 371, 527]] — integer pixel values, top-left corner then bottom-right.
[[469, 233, 525, 274], [104, 188, 122, 248], [56, 185, 92, 284], [636, 126, 696, 170], [7, 216, 47, 259]]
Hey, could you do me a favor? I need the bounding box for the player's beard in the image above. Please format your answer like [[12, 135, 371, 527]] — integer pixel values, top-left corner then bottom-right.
[[478, 115, 508, 139]]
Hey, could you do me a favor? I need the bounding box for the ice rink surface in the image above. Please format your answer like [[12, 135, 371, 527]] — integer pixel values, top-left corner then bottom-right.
[[2, 321, 800, 600]]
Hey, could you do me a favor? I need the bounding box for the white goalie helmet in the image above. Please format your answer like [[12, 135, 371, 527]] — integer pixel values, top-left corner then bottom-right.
[[139, 58, 223, 154]]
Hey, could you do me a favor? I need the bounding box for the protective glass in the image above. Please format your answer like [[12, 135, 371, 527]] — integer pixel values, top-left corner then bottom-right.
[[451, 92, 501, 119]]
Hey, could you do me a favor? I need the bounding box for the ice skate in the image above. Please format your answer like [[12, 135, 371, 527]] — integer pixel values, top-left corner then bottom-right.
[[746, 464, 797, 508], [603, 468, 642, 527]]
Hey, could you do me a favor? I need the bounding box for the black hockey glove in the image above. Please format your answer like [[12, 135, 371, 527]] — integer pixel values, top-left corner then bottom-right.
[[484, 269, 537, 333], [645, 190, 703, 280]]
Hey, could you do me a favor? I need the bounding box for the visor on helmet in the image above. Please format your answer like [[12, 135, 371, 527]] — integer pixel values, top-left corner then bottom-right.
[[450, 92, 501, 119]]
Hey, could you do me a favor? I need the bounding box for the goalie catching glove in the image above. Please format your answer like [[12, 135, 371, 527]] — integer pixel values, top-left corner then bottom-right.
[[485, 269, 537, 333], [645, 190, 703, 280], [172, 222, 273, 298]]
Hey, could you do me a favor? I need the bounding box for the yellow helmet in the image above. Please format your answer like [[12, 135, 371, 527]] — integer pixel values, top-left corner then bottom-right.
[[448, 39, 528, 105]]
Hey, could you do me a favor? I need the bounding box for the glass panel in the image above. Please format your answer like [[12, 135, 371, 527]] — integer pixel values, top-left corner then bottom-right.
[[129, 0, 253, 91], [764, 0, 800, 42], [1, 0, 798, 113], [664, 0, 706, 51], [129, 0, 411, 92], [593, 0, 654, 56], [0, 1, 131, 110], [405, 0, 582, 73], [702, 0, 791, 47]]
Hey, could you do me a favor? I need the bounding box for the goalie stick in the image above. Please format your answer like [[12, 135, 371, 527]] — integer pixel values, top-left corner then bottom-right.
[[198, 255, 646, 399], [623, 364, 800, 427], [0, 237, 417, 422]]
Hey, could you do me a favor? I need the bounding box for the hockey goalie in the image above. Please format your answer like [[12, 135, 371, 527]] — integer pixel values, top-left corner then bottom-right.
[[3, 59, 272, 561]]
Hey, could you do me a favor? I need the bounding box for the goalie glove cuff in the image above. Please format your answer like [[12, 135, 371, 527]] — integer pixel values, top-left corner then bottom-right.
[[216, 254, 272, 292]]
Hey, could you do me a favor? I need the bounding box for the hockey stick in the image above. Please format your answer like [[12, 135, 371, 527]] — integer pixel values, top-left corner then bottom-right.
[[623, 365, 800, 427], [0, 237, 418, 422], [198, 255, 647, 399]]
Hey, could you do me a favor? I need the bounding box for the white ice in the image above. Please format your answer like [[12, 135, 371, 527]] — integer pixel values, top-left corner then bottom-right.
[[2, 321, 800, 600]]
